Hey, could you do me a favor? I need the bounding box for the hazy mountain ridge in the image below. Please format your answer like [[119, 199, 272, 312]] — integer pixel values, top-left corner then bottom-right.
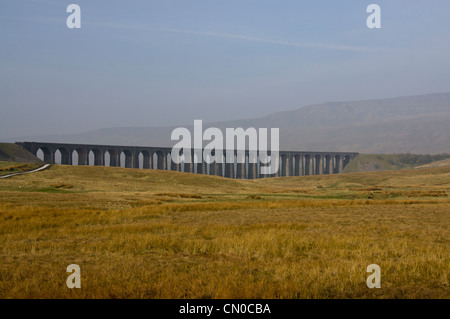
[[3, 92, 450, 154]]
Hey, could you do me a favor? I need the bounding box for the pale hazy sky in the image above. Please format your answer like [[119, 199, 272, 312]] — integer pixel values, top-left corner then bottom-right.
[[1, 0, 450, 138]]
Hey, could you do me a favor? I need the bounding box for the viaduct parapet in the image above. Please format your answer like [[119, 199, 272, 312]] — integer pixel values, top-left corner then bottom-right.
[[17, 142, 358, 179]]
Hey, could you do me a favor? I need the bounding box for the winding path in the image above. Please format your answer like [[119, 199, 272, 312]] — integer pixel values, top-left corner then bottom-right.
[[0, 164, 51, 179]]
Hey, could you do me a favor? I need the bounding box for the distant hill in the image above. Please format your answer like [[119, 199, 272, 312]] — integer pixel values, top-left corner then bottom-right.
[[3, 92, 450, 154], [343, 153, 450, 173]]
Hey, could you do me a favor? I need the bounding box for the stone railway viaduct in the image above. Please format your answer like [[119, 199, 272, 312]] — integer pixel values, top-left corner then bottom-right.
[[17, 142, 358, 179]]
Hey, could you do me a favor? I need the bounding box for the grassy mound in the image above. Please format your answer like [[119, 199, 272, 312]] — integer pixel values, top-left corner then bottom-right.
[[0, 143, 42, 163]]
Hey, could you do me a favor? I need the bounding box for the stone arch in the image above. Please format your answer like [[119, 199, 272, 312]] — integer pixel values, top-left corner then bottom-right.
[[175, 149, 189, 173], [87, 148, 103, 166], [233, 153, 238, 178], [235, 151, 244, 179], [168, 152, 179, 172], [334, 155, 342, 173], [105, 149, 119, 167], [271, 151, 280, 177], [88, 150, 95, 166], [188, 150, 197, 173], [280, 153, 288, 177], [139, 150, 152, 169], [152, 153, 157, 169], [182, 154, 188, 172], [96, 149, 105, 166], [208, 150, 216, 175], [224, 153, 234, 178], [324, 154, 332, 174], [313, 154, 321, 175], [214, 152, 223, 177], [247, 151, 257, 179], [57, 147, 71, 165], [258, 150, 278, 178], [192, 153, 198, 174], [73, 148, 87, 165], [202, 153, 209, 175], [54, 149, 62, 164], [53, 148, 70, 165], [293, 154, 302, 176], [166, 152, 172, 171], [154, 150, 166, 170], [304, 154, 312, 175], [193, 153, 204, 174], [243, 153, 249, 179], [119, 150, 133, 168], [71, 149, 78, 166], [104, 151, 110, 166], [36, 146, 52, 163], [256, 153, 261, 179]]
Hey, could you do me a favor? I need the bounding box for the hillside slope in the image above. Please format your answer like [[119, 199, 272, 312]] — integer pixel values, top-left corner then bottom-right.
[[0, 143, 42, 163], [343, 154, 450, 173], [415, 158, 450, 169]]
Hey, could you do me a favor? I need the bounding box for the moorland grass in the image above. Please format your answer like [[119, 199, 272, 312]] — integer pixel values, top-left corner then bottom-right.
[[0, 161, 42, 177], [0, 164, 448, 298]]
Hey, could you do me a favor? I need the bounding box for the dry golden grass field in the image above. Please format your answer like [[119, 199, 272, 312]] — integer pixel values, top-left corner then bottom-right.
[[0, 162, 449, 298]]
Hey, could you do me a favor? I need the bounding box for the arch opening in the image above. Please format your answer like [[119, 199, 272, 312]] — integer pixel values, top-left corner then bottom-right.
[[36, 147, 51, 163], [119, 150, 133, 168], [54, 149, 62, 164], [71, 150, 79, 166]]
